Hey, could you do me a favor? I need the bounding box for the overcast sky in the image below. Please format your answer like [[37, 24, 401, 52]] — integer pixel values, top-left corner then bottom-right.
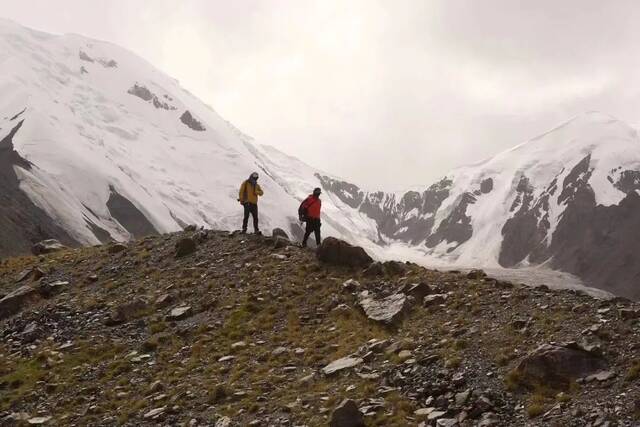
[[3, 0, 640, 189]]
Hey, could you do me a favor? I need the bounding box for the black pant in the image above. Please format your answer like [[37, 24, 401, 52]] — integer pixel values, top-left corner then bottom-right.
[[303, 218, 321, 246], [242, 203, 259, 232]]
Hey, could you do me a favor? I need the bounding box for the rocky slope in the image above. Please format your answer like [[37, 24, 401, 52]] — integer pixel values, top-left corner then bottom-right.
[[1, 230, 640, 426]]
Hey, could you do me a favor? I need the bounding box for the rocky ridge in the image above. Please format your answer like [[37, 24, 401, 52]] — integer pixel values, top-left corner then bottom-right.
[[1, 229, 640, 426]]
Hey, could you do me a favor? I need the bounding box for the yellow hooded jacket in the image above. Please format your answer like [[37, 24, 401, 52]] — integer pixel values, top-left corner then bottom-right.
[[239, 179, 263, 204]]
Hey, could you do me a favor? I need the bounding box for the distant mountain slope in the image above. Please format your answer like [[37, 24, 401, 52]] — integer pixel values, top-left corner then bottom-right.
[[0, 18, 376, 257], [317, 112, 640, 298]]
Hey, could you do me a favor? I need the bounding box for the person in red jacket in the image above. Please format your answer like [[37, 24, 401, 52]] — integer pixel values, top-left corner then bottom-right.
[[300, 187, 322, 247]]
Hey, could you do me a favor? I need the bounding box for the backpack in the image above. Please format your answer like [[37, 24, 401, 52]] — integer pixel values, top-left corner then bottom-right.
[[298, 200, 308, 222], [298, 196, 317, 222]]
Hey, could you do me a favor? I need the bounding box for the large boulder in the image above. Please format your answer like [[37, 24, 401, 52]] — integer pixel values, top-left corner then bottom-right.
[[175, 237, 197, 258], [513, 342, 608, 389], [32, 239, 67, 255], [358, 291, 410, 324], [330, 399, 365, 427], [316, 237, 373, 268], [272, 228, 289, 240], [0, 285, 38, 320]]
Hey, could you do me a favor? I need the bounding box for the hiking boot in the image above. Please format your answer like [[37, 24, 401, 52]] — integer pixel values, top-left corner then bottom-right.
[[254, 230, 262, 236]]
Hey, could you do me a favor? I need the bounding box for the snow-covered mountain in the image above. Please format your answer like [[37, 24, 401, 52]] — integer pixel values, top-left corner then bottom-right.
[[0, 18, 381, 256], [2, 19, 640, 298], [319, 112, 640, 299]]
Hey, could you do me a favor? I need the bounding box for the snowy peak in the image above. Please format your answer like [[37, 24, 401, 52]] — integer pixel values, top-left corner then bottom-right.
[[314, 112, 640, 298]]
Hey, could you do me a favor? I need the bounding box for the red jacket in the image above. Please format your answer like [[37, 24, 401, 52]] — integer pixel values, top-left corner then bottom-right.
[[302, 195, 322, 219]]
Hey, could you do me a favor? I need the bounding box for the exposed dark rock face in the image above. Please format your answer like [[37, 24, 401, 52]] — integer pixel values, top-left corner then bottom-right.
[[316, 174, 364, 208], [79, 51, 94, 62], [317, 176, 454, 245], [106, 186, 157, 239], [97, 58, 118, 68], [127, 84, 176, 110], [613, 170, 640, 194], [79, 51, 117, 68], [549, 182, 640, 299], [480, 178, 493, 194], [0, 120, 78, 258], [425, 191, 474, 251], [9, 108, 25, 121], [84, 217, 113, 244], [498, 154, 640, 298], [499, 174, 550, 267], [180, 110, 206, 132]]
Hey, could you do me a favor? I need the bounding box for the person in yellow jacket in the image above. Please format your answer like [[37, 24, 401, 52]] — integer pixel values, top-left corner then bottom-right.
[[238, 172, 264, 234]]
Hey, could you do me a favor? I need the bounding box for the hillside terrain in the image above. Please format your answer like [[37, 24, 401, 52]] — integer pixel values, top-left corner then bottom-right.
[[2, 19, 640, 298], [1, 229, 640, 426]]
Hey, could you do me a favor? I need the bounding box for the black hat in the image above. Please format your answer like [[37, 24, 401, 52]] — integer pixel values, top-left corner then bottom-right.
[[313, 187, 322, 195]]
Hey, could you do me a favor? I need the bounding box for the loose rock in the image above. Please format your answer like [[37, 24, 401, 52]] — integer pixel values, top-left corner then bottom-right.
[[329, 399, 365, 427], [322, 357, 363, 375]]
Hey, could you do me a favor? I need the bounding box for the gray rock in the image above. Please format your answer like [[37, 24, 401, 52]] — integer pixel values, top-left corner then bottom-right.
[[107, 243, 127, 254], [143, 407, 166, 419], [329, 399, 365, 427], [106, 298, 148, 325], [167, 306, 193, 321], [0, 285, 38, 320], [38, 280, 69, 297], [180, 110, 206, 131], [359, 292, 409, 324], [415, 407, 435, 417], [155, 294, 173, 308], [402, 282, 432, 300], [273, 236, 289, 249], [362, 262, 385, 277], [175, 237, 197, 258], [27, 416, 52, 425], [424, 293, 447, 307], [382, 260, 407, 275], [428, 411, 446, 420], [272, 346, 288, 356], [15, 267, 45, 283], [455, 389, 471, 406], [272, 228, 289, 239], [32, 239, 67, 255], [619, 308, 640, 320], [514, 342, 608, 389], [215, 416, 232, 427], [316, 237, 373, 268], [322, 357, 363, 375], [585, 370, 616, 382], [342, 279, 361, 292]]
